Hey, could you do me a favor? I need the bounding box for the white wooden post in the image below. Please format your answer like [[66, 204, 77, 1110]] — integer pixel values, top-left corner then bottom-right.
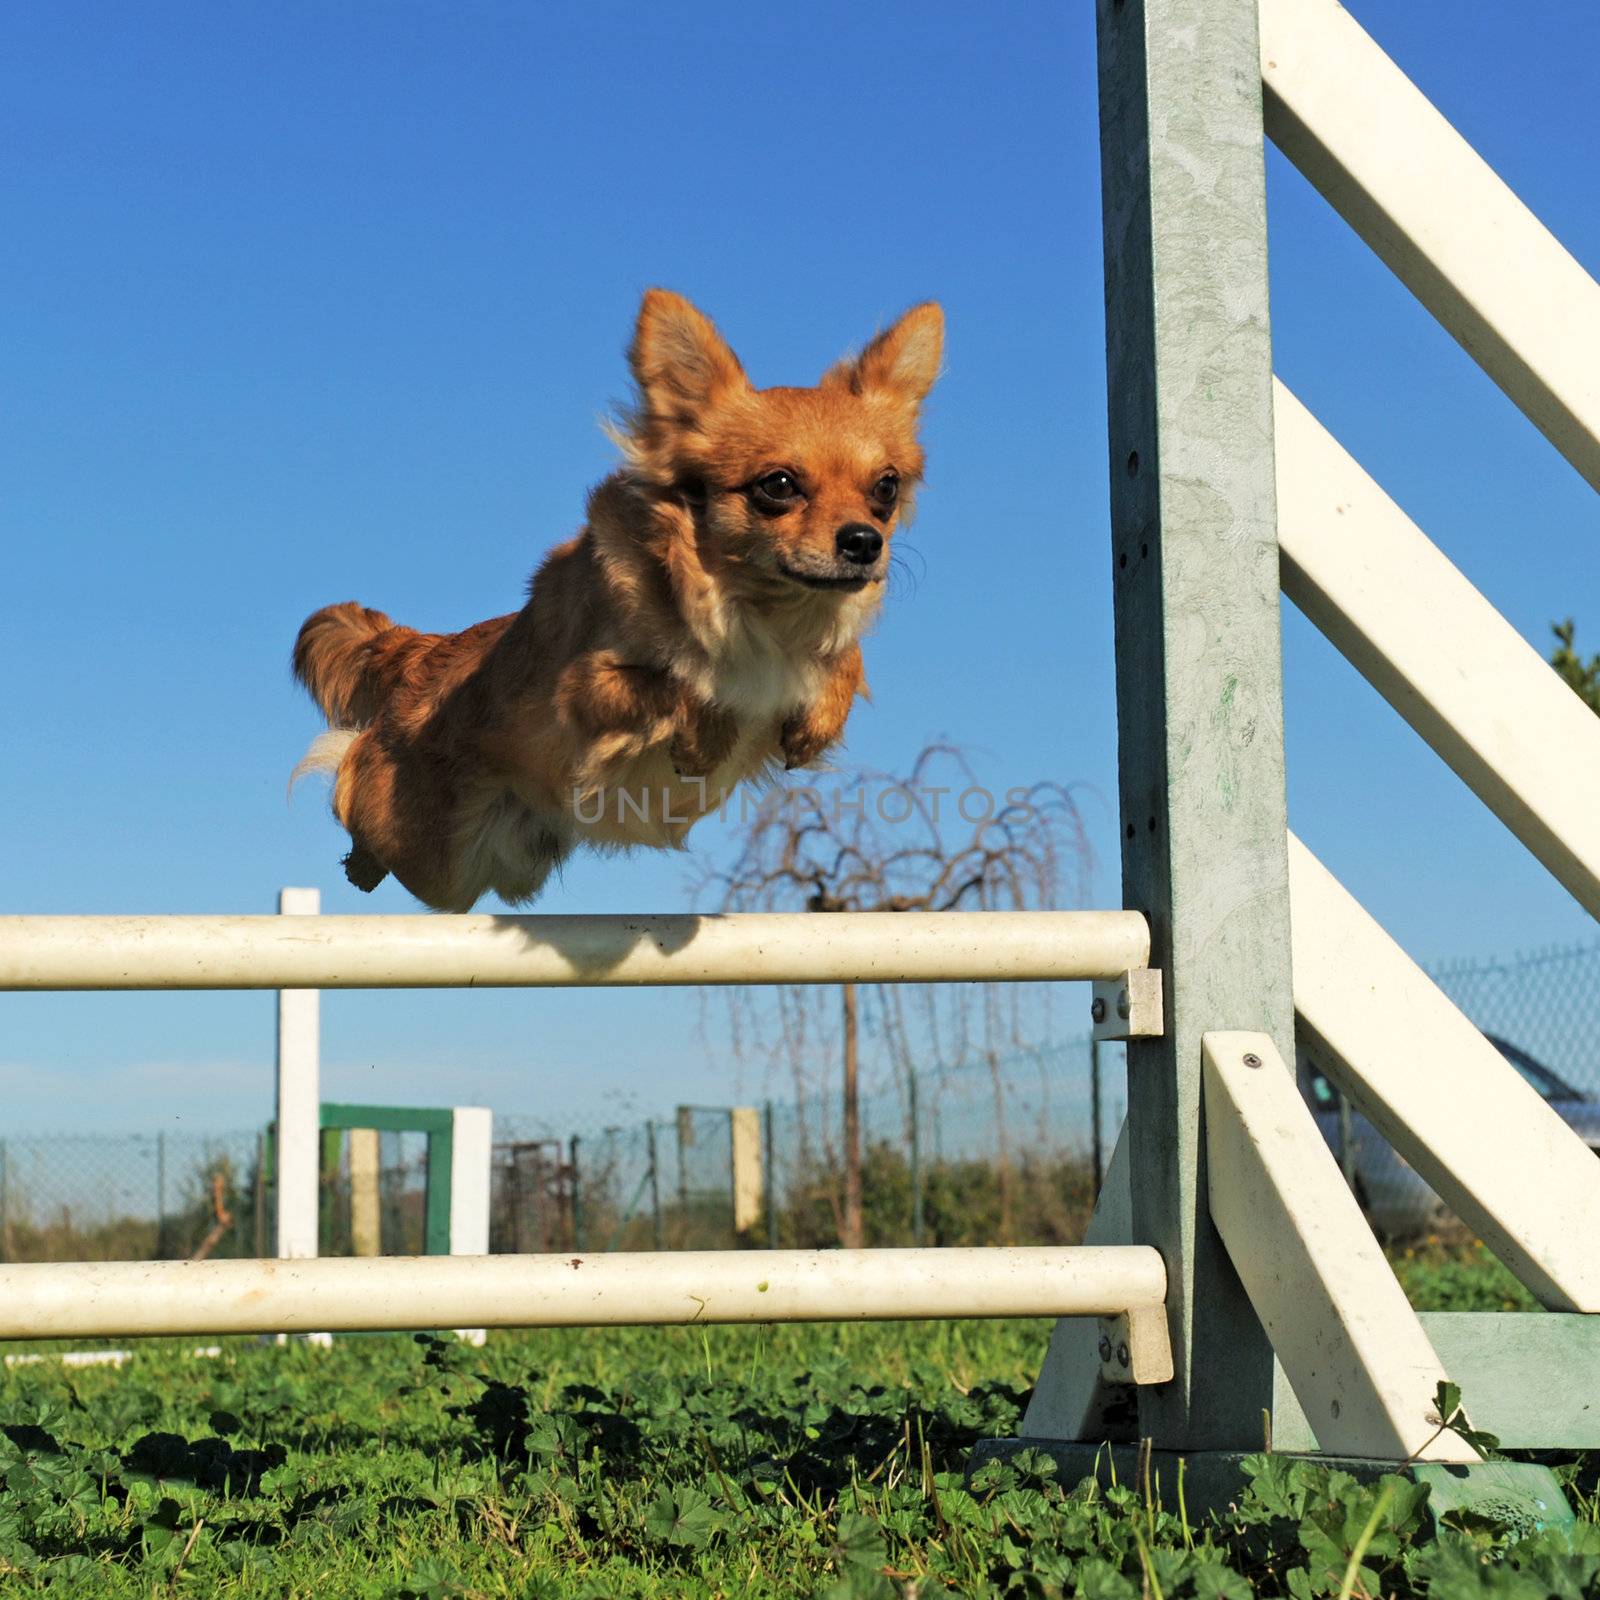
[[274, 888, 321, 1263], [448, 1107, 493, 1256], [450, 1106, 493, 1347], [349, 1128, 381, 1258], [730, 1106, 763, 1235]]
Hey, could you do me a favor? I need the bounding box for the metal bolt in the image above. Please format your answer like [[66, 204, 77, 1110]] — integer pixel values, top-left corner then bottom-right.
[[1091, 997, 1108, 1025], [1117, 1342, 1130, 1368], [1242, 1052, 1262, 1069], [1116, 989, 1131, 1020], [1097, 1335, 1113, 1363]]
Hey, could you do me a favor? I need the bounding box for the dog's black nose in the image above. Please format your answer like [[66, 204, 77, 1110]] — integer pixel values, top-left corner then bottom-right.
[[835, 524, 884, 565]]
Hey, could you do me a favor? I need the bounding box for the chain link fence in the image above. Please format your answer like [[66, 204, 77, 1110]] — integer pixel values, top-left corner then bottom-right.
[[5, 938, 1597, 1261], [1311, 939, 1600, 1240], [1429, 939, 1600, 1087], [0, 1132, 266, 1264]]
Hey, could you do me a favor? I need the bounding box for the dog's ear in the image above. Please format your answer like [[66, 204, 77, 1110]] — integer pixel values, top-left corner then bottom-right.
[[629, 289, 748, 422], [829, 303, 944, 406]]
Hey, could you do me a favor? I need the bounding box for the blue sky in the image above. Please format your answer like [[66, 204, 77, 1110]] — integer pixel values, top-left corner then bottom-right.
[[3, 2, 1598, 1136]]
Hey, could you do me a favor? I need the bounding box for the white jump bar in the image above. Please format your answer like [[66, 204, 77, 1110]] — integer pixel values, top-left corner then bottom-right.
[[1260, 0, 1600, 492], [1276, 381, 1600, 922], [0, 910, 1150, 992], [0, 1248, 1169, 1339]]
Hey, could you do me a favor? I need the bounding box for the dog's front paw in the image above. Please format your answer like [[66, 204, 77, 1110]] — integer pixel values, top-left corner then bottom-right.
[[670, 705, 738, 778], [343, 840, 389, 893], [669, 744, 710, 780], [780, 716, 830, 771]]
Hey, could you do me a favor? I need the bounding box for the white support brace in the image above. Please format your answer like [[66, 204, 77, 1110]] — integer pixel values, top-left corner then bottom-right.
[[1091, 969, 1165, 1042], [1096, 1304, 1174, 1388], [1260, 0, 1600, 491], [1290, 834, 1600, 1312], [1204, 1031, 1473, 1463], [1276, 382, 1600, 921]]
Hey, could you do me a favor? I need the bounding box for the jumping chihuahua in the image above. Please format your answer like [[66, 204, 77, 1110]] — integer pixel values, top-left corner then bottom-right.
[[292, 290, 943, 910]]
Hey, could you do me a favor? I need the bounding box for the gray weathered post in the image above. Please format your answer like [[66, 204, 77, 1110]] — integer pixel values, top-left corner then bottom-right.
[[569, 1135, 584, 1252], [908, 1069, 925, 1247], [156, 1133, 168, 1260], [1089, 1039, 1104, 1199], [1099, 0, 1296, 1447], [646, 1120, 664, 1251], [764, 1101, 779, 1249]]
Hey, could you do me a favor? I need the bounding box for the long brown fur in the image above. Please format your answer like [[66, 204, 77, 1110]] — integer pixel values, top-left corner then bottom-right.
[[292, 290, 943, 910]]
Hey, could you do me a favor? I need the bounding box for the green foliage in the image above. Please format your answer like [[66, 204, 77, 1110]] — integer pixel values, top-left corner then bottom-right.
[[1389, 1237, 1540, 1312], [0, 1317, 1587, 1596], [1430, 1380, 1502, 1462], [1551, 619, 1600, 715], [781, 1142, 1097, 1248]]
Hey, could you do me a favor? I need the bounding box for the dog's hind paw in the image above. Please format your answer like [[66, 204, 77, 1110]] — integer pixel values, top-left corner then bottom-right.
[[342, 842, 389, 893]]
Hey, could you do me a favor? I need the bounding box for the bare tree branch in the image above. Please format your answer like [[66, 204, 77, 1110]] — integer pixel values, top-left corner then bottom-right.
[[691, 741, 1096, 1246]]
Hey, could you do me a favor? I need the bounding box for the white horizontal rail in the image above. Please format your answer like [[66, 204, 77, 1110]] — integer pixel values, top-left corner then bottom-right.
[[1203, 1031, 1473, 1462], [1276, 381, 1600, 920], [1290, 833, 1600, 1312], [0, 1248, 1169, 1340], [1260, 0, 1600, 491], [0, 910, 1149, 992]]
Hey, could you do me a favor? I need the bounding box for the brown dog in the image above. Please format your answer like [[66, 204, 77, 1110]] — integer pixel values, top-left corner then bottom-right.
[[292, 290, 943, 910]]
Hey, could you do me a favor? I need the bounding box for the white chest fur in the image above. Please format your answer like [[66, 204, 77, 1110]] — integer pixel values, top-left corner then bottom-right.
[[692, 603, 864, 722]]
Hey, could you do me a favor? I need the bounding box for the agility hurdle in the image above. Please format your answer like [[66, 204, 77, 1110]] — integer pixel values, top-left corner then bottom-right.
[[987, 0, 1600, 1515], [0, 915, 1178, 1384]]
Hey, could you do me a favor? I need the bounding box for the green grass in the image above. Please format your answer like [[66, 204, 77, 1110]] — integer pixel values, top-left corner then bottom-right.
[[1389, 1238, 1542, 1313], [0, 1252, 1585, 1596]]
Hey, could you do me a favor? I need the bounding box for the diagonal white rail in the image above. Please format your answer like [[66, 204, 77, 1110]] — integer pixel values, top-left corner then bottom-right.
[[1203, 1031, 1474, 1463], [1260, 0, 1600, 491], [1290, 833, 1600, 1313], [1275, 380, 1600, 920], [0, 1248, 1168, 1341], [0, 910, 1150, 992]]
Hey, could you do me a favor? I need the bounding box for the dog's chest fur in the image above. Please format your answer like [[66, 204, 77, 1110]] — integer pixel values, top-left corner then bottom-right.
[[569, 647, 823, 852], [698, 619, 833, 723]]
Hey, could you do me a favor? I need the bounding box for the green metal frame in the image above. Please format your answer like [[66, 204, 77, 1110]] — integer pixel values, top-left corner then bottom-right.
[[263, 1105, 456, 1257], [319, 1103, 454, 1257]]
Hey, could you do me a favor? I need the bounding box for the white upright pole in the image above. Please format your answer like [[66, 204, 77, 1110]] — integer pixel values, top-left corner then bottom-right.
[[448, 1107, 493, 1257], [275, 889, 321, 1264], [450, 1107, 493, 1346]]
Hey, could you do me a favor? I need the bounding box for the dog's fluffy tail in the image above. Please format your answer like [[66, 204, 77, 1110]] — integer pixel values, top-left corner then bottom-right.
[[293, 601, 398, 729]]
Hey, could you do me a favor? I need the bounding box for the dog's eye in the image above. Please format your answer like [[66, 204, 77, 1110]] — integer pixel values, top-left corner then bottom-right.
[[871, 473, 900, 510], [751, 471, 802, 510]]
